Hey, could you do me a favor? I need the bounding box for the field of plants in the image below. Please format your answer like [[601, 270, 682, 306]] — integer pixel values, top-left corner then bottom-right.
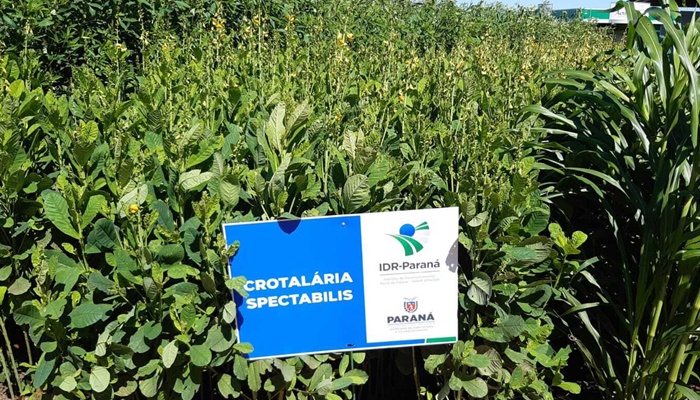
[[0, 0, 698, 399]]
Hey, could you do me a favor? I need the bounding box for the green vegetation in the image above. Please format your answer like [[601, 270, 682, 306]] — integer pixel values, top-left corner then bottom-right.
[[524, 3, 700, 399], [0, 0, 696, 399]]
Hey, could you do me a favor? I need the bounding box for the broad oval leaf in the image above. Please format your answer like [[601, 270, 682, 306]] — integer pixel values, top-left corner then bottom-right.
[[162, 340, 179, 368], [463, 377, 488, 398], [217, 373, 239, 399], [179, 170, 214, 191], [14, 303, 44, 327], [8, 277, 30, 295], [189, 344, 212, 367], [90, 366, 111, 393], [69, 303, 111, 329], [467, 271, 492, 306]]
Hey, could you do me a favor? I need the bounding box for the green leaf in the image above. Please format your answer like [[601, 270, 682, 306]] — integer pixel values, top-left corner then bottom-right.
[[286, 100, 311, 134], [226, 276, 248, 295], [162, 340, 179, 368], [464, 353, 490, 369], [0, 266, 12, 281], [41, 190, 79, 239], [352, 352, 365, 364], [114, 380, 137, 397], [139, 372, 160, 398], [478, 315, 525, 343], [233, 355, 248, 380], [476, 346, 502, 376], [90, 366, 111, 393], [467, 271, 492, 306], [14, 303, 44, 327], [330, 377, 354, 391], [266, 102, 286, 152], [233, 342, 253, 354], [54, 265, 80, 293], [223, 301, 236, 324], [136, 359, 161, 378], [33, 352, 56, 388], [675, 384, 700, 400], [510, 362, 535, 389], [448, 372, 463, 391], [43, 298, 67, 319], [557, 381, 581, 394], [87, 272, 114, 293], [217, 373, 239, 398], [8, 277, 30, 295], [247, 363, 261, 391], [143, 276, 159, 300], [524, 208, 549, 234], [467, 211, 489, 227], [309, 363, 333, 390], [190, 344, 212, 367], [342, 369, 368, 385], [8, 80, 24, 98], [274, 359, 296, 382], [58, 375, 77, 392], [180, 170, 214, 191], [301, 355, 322, 369], [81, 194, 106, 229], [186, 139, 220, 169], [339, 354, 350, 375], [326, 394, 342, 400], [424, 354, 447, 374], [69, 303, 111, 328], [86, 219, 118, 253], [342, 174, 370, 213], [570, 231, 587, 248], [220, 181, 240, 206], [463, 377, 488, 398], [117, 184, 147, 215]]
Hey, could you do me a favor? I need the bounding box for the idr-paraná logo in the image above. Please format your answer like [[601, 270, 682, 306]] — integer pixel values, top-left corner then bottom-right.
[[388, 222, 429, 256]]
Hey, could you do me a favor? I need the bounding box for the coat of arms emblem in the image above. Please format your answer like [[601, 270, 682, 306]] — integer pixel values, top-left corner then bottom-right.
[[404, 298, 418, 313]]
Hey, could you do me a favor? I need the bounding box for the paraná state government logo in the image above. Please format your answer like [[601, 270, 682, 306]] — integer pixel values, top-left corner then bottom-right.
[[404, 298, 418, 313]]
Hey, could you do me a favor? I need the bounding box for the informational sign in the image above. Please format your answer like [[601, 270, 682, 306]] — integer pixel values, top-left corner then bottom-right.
[[610, 1, 651, 24], [222, 207, 459, 360]]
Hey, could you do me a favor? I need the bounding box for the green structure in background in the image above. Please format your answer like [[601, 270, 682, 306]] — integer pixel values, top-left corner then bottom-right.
[[552, 1, 700, 26], [549, 1, 700, 39]]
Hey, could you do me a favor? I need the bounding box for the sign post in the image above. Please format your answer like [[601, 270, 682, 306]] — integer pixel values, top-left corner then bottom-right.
[[223, 207, 459, 360]]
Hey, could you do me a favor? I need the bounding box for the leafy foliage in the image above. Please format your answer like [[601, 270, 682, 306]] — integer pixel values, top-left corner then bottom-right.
[[0, 1, 618, 399], [524, 2, 700, 398]]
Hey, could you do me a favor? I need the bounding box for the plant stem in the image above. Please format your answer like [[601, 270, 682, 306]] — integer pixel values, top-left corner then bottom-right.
[[680, 349, 697, 384], [23, 328, 32, 365], [0, 347, 15, 400], [661, 288, 700, 400], [412, 347, 421, 400], [0, 317, 22, 394]]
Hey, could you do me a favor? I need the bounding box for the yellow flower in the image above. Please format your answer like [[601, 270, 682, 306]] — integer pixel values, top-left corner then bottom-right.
[[346, 32, 354, 43], [336, 32, 346, 47], [253, 15, 260, 26], [129, 204, 139, 214]]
